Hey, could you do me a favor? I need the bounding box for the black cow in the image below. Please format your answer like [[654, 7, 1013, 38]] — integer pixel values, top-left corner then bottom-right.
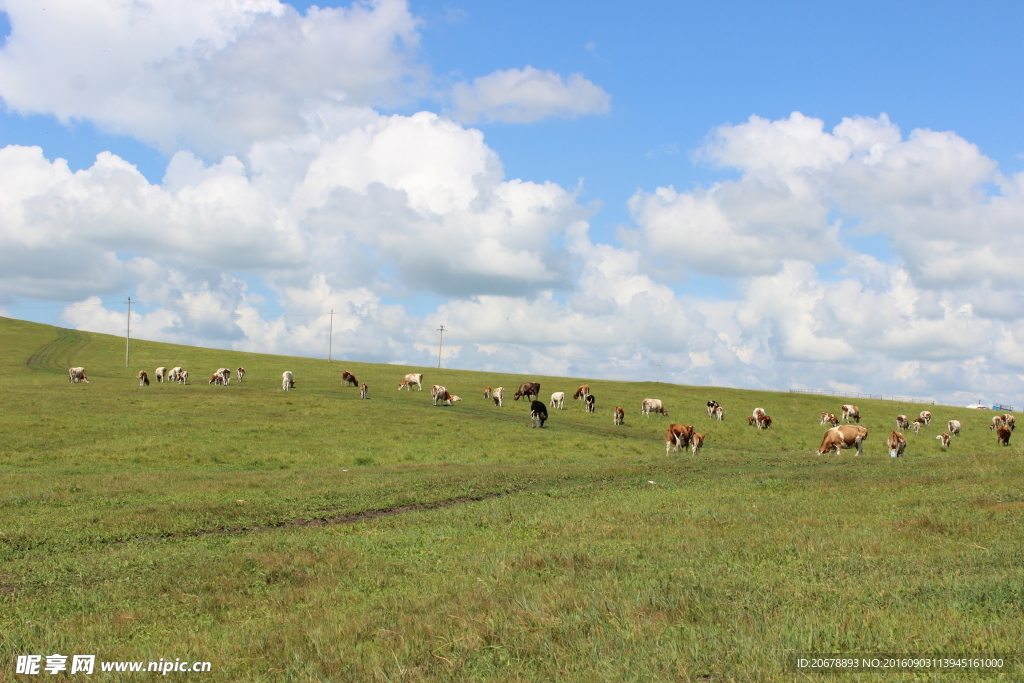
[[530, 400, 548, 428], [514, 382, 541, 401]]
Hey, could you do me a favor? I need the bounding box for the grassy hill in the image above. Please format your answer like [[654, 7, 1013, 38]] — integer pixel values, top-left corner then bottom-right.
[[1, 316, 1022, 681]]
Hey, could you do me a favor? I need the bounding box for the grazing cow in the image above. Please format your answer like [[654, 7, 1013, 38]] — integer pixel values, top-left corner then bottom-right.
[[1003, 414, 1016, 431], [178, 370, 188, 385], [549, 391, 565, 409], [431, 385, 453, 406], [168, 367, 183, 383], [947, 420, 961, 436], [585, 394, 596, 413], [398, 373, 424, 391], [715, 406, 724, 421], [896, 415, 910, 430], [997, 426, 1012, 446], [210, 373, 222, 385], [841, 405, 860, 424], [990, 415, 1005, 430], [573, 385, 591, 401], [360, 383, 368, 399], [210, 368, 230, 385], [820, 412, 839, 426], [341, 371, 358, 387], [492, 387, 505, 407], [912, 418, 926, 435], [817, 425, 869, 456], [513, 382, 541, 402], [282, 371, 295, 391], [68, 367, 89, 383], [706, 400, 720, 419], [665, 424, 694, 454], [936, 433, 951, 450], [887, 430, 907, 458], [155, 367, 167, 383], [482, 386, 492, 399], [613, 406, 625, 426], [530, 400, 548, 428], [690, 432, 705, 456], [137, 370, 150, 386], [747, 415, 756, 427], [641, 398, 668, 418], [919, 410, 932, 425], [752, 407, 766, 420], [236, 367, 245, 384], [756, 414, 772, 430]]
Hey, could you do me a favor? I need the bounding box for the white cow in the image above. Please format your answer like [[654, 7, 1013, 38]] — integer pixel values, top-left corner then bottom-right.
[[715, 406, 724, 421], [155, 367, 168, 383], [947, 419, 961, 436], [282, 371, 295, 391], [217, 368, 231, 385], [492, 387, 505, 407], [168, 367, 182, 383], [549, 391, 565, 409], [642, 398, 668, 417], [68, 367, 89, 383]]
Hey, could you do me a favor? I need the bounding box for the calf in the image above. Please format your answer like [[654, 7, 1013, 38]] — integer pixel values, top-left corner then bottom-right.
[[936, 433, 951, 450], [449, 395, 463, 403], [997, 426, 1012, 446], [585, 394, 596, 413], [341, 371, 358, 387], [641, 398, 668, 417], [482, 386, 492, 399], [841, 404, 860, 424], [282, 371, 295, 391], [178, 370, 188, 385], [613, 406, 624, 426], [715, 406, 724, 421], [137, 370, 150, 386], [549, 391, 565, 409], [68, 367, 89, 383], [398, 373, 424, 391], [919, 410, 932, 425], [530, 400, 548, 428], [756, 414, 772, 430], [912, 418, 926, 435], [236, 367, 245, 384], [360, 383, 368, 399], [492, 387, 505, 407], [665, 424, 694, 454], [887, 430, 907, 458], [706, 400, 720, 419], [817, 425, 869, 456], [514, 382, 541, 401], [896, 414, 910, 430], [155, 367, 167, 383], [573, 384, 591, 401], [820, 412, 839, 426], [747, 415, 756, 427], [690, 432, 705, 456], [947, 419, 961, 436]]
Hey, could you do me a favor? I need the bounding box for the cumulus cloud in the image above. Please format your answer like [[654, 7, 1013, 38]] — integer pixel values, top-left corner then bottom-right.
[[449, 66, 610, 124]]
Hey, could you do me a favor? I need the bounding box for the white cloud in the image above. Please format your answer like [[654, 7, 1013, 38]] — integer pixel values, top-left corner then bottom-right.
[[449, 66, 610, 124]]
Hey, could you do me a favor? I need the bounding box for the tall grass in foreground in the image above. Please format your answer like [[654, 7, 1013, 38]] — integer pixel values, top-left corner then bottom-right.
[[1, 317, 1022, 681]]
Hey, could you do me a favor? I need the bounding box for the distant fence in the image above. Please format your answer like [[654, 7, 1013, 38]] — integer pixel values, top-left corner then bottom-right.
[[789, 389, 935, 405]]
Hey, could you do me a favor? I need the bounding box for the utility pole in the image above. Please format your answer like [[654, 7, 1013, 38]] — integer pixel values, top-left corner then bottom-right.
[[655, 362, 661, 383], [327, 309, 334, 362], [124, 296, 132, 367], [436, 325, 446, 369]]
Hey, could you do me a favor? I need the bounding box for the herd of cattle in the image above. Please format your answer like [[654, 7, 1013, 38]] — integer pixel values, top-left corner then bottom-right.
[[69, 366, 1016, 456]]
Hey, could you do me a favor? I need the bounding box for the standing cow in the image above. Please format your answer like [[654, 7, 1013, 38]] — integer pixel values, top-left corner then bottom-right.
[[398, 373, 424, 391], [137, 370, 150, 386], [919, 410, 932, 425], [887, 431, 907, 458], [178, 370, 188, 385], [642, 399, 668, 417], [841, 405, 860, 424], [817, 425, 869, 456], [706, 400, 720, 419], [236, 367, 245, 384], [530, 400, 548, 428], [947, 420, 961, 436], [585, 394, 596, 413], [549, 392, 565, 409], [997, 426, 1012, 446], [573, 385, 590, 401], [690, 432, 705, 456], [613, 406, 625, 426], [514, 382, 541, 401], [360, 383, 368, 399], [936, 433, 951, 450], [341, 371, 358, 387], [282, 371, 295, 391], [155, 367, 168, 383], [665, 424, 694, 454], [896, 415, 910, 430], [68, 367, 90, 383], [492, 387, 505, 407], [482, 386, 492, 399]]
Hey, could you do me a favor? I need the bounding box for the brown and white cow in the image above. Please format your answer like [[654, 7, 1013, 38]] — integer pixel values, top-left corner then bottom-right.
[[573, 384, 590, 401], [168, 367, 183, 383], [756, 414, 772, 430], [155, 367, 168, 383], [690, 432, 705, 456], [947, 420, 961, 436], [820, 412, 839, 426], [887, 430, 907, 458], [282, 371, 295, 391], [210, 368, 230, 385], [178, 370, 188, 385], [997, 426, 1012, 446], [747, 415, 756, 427], [896, 415, 910, 430], [209, 373, 223, 385], [431, 385, 453, 406], [450, 395, 463, 403], [665, 424, 694, 454], [137, 370, 150, 386], [919, 410, 932, 425], [360, 383, 368, 399], [513, 382, 541, 401], [752, 407, 766, 419], [841, 405, 860, 424], [990, 415, 1005, 430], [912, 417, 926, 435], [399, 373, 424, 391], [613, 406, 625, 426], [236, 367, 245, 384], [1002, 414, 1015, 431], [68, 367, 89, 383], [936, 433, 951, 450], [482, 386, 492, 399], [642, 398, 668, 417], [817, 425, 869, 456], [707, 400, 720, 418], [492, 387, 505, 407], [715, 406, 724, 421], [341, 371, 358, 387]]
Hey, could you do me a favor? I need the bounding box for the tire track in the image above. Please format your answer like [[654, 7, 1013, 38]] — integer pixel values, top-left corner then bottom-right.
[[25, 328, 93, 373]]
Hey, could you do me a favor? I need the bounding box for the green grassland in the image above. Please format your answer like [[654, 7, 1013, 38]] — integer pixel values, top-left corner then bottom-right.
[[1, 316, 1023, 681]]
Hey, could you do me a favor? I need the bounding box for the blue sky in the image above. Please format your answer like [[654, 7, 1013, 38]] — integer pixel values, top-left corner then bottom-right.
[[1, 0, 1022, 405]]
